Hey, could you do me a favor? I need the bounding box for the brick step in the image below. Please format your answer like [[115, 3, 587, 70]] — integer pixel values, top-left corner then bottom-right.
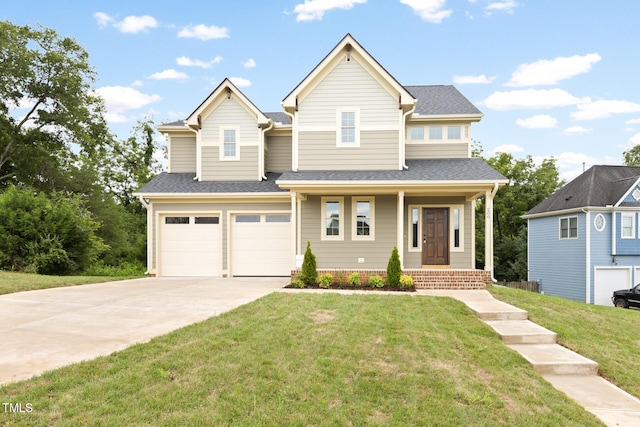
[[507, 344, 599, 375], [485, 320, 558, 344]]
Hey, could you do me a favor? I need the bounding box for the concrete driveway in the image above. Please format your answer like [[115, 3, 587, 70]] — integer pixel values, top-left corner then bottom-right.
[[0, 277, 287, 385]]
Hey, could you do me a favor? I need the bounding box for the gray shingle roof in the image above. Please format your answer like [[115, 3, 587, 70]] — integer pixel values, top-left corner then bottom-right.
[[405, 86, 483, 116], [135, 172, 286, 195], [277, 159, 506, 182], [525, 165, 640, 216], [264, 112, 292, 125]]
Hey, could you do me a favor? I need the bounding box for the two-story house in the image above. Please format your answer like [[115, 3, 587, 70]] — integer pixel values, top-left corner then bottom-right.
[[134, 34, 507, 287], [525, 165, 640, 305]]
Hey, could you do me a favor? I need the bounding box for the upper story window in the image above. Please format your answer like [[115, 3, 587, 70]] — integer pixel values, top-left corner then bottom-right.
[[560, 216, 578, 239], [352, 197, 375, 241], [448, 126, 461, 140], [410, 126, 424, 141], [220, 127, 240, 160], [337, 108, 360, 147], [621, 213, 635, 239], [321, 197, 344, 240], [429, 126, 443, 140]]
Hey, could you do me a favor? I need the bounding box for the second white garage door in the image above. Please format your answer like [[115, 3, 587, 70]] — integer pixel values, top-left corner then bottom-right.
[[593, 267, 631, 306], [231, 214, 291, 276]]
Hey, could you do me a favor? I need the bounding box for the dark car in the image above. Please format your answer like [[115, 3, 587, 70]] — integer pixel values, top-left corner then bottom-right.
[[612, 283, 640, 308]]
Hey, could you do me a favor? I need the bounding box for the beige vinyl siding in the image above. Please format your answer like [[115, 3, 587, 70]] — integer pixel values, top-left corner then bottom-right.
[[298, 130, 399, 170], [301, 195, 397, 268], [265, 135, 292, 173], [201, 146, 258, 181], [406, 143, 469, 159], [151, 200, 290, 272], [200, 97, 260, 144], [169, 136, 197, 172], [403, 197, 474, 269]]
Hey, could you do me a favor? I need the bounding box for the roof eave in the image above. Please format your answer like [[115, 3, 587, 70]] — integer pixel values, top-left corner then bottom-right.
[[411, 113, 484, 122]]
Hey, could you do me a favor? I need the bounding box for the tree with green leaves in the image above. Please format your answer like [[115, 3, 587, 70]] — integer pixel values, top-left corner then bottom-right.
[[623, 145, 640, 166], [0, 21, 109, 190]]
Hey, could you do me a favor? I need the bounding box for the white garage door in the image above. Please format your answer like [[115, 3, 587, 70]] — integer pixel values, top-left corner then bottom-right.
[[160, 215, 222, 276], [594, 267, 631, 306], [231, 214, 291, 276]]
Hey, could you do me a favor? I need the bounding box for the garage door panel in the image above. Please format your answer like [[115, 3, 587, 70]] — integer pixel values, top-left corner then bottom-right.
[[594, 267, 631, 306], [232, 215, 290, 276]]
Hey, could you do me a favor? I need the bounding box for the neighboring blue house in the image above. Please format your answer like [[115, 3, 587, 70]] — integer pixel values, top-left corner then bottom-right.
[[524, 165, 640, 306]]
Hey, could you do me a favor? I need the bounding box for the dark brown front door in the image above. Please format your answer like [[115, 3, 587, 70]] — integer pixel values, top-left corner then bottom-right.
[[422, 208, 449, 265]]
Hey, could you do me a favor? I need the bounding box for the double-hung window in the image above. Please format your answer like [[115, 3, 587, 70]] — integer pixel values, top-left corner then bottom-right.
[[621, 213, 635, 239], [336, 109, 359, 147], [220, 127, 239, 160], [321, 197, 344, 240], [352, 197, 375, 240], [560, 216, 578, 239]]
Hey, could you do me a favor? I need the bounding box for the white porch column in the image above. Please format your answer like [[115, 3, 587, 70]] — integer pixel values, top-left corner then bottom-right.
[[484, 188, 494, 274], [397, 191, 405, 269], [291, 191, 297, 270], [297, 196, 302, 255]]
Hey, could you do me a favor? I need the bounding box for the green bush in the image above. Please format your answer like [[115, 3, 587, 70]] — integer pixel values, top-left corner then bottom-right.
[[290, 278, 305, 289], [82, 261, 146, 277], [300, 241, 317, 285], [400, 274, 415, 288], [348, 271, 361, 286], [333, 270, 346, 285], [386, 246, 402, 287], [368, 275, 384, 288], [318, 273, 333, 289]]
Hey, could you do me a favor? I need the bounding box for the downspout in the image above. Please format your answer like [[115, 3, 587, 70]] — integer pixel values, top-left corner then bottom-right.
[[582, 208, 591, 303], [187, 126, 200, 181], [401, 105, 416, 170], [283, 109, 297, 171], [490, 182, 499, 283], [138, 196, 151, 275], [260, 120, 274, 180]]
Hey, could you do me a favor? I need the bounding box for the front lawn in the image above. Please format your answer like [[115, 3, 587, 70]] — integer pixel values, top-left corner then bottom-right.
[[0, 271, 138, 295], [0, 293, 602, 426], [490, 286, 640, 399]]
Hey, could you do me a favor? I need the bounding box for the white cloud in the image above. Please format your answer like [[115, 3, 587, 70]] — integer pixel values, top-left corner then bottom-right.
[[453, 74, 495, 84], [94, 86, 161, 123], [243, 58, 256, 69], [516, 115, 557, 129], [178, 24, 229, 40], [114, 15, 158, 33], [626, 118, 640, 124], [493, 144, 524, 153], [563, 125, 592, 135], [483, 88, 584, 110], [93, 12, 114, 29], [150, 69, 189, 80], [400, 0, 452, 23], [506, 53, 601, 87], [532, 152, 602, 182], [176, 56, 223, 68], [230, 77, 251, 88], [629, 133, 640, 146], [293, 0, 367, 22], [485, 0, 518, 15], [571, 99, 640, 120], [131, 80, 144, 87]]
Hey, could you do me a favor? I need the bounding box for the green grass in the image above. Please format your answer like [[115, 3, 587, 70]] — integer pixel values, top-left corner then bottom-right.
[[0, 293, 602, 426], [490, 286, 640, 399], [0, 271, 138, 295]]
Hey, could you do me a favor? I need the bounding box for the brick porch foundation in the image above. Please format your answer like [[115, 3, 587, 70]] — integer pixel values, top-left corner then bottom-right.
[[290, 268, 491, 289]]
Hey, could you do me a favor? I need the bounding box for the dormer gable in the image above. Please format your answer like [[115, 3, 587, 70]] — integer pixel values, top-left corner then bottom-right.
[[282, 34, 416, 113], [187, 78, 270, 129]]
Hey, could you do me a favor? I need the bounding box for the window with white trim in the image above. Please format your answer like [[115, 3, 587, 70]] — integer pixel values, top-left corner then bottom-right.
[[337, 109, 359, 147], [352, 197, 375, 240], [321, 197, 344, 240], [448, 126, 461, 140], [220, 127, 239, 160], [560, 216, 578, 239], [411, 208, 420, 249], [453, 208, 461, 248], [622, 213, 635, 239], [429, 126, 443, 140], [410, 126, 424, 141]]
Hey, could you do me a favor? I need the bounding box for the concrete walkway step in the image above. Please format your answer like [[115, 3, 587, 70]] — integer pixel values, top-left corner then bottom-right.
[[508, 343, 599, 375], [485, 319, 558, 344], [543, 375, 640, 427], [464, 299, 529, 321]]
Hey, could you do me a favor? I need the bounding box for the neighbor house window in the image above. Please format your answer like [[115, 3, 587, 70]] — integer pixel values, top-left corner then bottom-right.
[[429, 126, 443, 140], [352, 197, 375, 240], [321, 197, 344, 240], [220, 127, 239, 160], [447, 126, 461, 140], [622, 213, 635, 238], [560, 216, 578, 239], [410, 126, 424, 141], [337, 109, 359, 147], [411, 208, 420, 249]]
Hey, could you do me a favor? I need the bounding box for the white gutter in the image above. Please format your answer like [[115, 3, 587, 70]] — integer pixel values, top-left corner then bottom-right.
[[401, 105, 416, 170], [260, 120, 274, 180], [283, 108, 297, 171], [490, 182, 499, 283]]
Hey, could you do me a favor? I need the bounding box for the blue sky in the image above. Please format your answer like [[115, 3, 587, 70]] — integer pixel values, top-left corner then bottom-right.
[[4, 0, 640, 180]]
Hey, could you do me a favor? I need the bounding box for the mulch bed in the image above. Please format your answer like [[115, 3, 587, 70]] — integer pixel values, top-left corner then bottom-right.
[[284, 283, 416, 292]]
